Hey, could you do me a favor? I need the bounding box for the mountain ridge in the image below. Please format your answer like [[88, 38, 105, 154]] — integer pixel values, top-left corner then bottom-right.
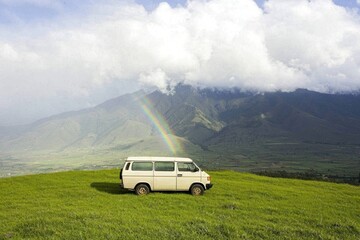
[[1, 85, 360, 176]]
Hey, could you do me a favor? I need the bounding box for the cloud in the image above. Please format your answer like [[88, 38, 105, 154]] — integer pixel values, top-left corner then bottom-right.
[[264, 0, 360, 92], [1, 0, 360, 124]]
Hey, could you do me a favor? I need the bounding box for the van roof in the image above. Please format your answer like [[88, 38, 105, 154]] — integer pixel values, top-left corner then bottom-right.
[[126, 156, 193, 162]]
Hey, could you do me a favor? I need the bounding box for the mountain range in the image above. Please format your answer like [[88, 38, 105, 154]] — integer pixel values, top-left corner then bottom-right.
[[1, 85, 360, 176]]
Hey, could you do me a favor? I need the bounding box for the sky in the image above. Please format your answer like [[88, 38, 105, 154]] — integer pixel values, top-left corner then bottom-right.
[[0, 0, 360, 126]]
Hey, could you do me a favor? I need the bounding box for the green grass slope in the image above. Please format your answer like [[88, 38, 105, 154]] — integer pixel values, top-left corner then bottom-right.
[[0, 170, 359, 239]]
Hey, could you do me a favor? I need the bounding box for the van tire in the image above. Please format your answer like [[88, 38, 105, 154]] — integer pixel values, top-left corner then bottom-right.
[[190, 184, 204, 196], [135, 184, 150, 195]]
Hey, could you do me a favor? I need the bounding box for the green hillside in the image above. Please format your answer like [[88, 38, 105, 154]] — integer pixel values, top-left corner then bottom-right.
[[0, 170, 359, 239]]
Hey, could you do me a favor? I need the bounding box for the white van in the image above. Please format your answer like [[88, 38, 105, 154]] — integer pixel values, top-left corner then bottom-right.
[[120, 157, 213, 195]]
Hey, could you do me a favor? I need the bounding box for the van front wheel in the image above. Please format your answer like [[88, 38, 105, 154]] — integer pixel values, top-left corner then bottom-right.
[[191, 184, 204, 196], [135, 184, 150, 195]]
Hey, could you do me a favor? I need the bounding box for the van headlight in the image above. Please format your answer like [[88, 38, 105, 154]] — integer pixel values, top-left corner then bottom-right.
[[207, 176, 211, 181]]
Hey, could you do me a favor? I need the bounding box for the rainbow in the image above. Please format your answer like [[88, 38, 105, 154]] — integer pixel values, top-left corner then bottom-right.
[[136, 95, 182, 154]]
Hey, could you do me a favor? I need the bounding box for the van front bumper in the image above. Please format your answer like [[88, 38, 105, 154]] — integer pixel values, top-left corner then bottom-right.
[[206, 184, 213, 190]]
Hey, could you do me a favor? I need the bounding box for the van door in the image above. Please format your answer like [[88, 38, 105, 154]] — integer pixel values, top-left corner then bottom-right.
[[127, 161, 154, 190], [176, 162, 201, 191], [153, 161, 177, 191]]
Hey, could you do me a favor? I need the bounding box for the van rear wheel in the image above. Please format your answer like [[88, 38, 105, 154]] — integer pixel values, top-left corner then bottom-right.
[[191, 184, 204, 196], [135, 184, 150, 195]]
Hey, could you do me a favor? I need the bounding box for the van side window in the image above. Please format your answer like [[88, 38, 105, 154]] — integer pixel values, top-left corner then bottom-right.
[[177, 162, 197, 172], [132, 162, 153, 171], [125, 162, 130, 170], [155, 162, 174, 171]]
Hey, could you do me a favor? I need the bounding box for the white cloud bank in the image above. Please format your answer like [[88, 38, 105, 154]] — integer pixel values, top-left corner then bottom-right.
[[1, 0, 360, 124]]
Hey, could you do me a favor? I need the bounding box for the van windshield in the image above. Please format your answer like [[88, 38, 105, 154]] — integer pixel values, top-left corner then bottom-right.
[[177, 162, 197, 172]]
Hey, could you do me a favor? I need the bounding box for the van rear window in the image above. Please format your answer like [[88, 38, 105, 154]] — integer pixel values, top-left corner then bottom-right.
[[125, 162, 130, 170], [132, 162, 153, 171], [155, 162, 174, 171]]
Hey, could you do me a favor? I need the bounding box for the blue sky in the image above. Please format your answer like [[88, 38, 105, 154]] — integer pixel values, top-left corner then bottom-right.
[[0, 0, 359, 24], [0, 0, 360, 125]]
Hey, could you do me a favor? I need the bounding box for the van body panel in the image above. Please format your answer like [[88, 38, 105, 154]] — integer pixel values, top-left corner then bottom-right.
[[176, 170, 201, 191], [153, 171, 177, 191]]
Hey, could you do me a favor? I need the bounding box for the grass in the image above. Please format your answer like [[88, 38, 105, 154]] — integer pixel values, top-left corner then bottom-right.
[[0, 170, 359, 239]]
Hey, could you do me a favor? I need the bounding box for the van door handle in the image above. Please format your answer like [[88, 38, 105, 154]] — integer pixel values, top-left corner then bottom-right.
[[177, 174, 182, 177]]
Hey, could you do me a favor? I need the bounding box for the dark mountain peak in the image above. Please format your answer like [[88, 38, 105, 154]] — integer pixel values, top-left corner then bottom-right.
[[293, 88, 313, 94], [169, 83, 257, 100], [174, 83, 195, 93]]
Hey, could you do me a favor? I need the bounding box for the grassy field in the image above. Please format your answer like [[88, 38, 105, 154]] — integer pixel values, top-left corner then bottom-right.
[[0, 170, 359, 239]]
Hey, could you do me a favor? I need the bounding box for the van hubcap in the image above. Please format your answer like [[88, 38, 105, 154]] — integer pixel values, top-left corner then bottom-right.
[[193, 187, 201, 195], [139, 187, 147, 195]]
